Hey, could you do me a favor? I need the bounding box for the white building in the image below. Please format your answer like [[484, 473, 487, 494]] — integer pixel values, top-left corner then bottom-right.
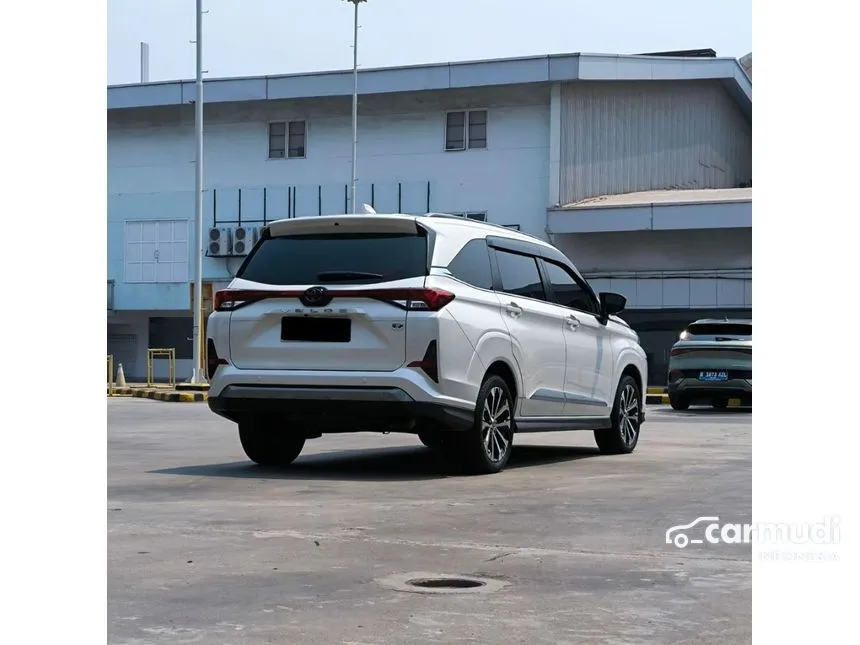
[[107, 51, 752, 385]]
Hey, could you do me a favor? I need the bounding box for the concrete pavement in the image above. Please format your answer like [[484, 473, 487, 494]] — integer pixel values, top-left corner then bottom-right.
[[108, 400, 752, 645]]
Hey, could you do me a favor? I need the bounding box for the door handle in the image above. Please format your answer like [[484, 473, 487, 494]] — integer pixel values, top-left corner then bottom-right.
[[506, 302, 523, 318], [566, 315, 580, 330]]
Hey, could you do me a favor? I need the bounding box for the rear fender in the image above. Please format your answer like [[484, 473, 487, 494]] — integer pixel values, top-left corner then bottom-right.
[[207, 311, 232, 362], [612, 346, 648, 402], [470, 333, 523, 405]]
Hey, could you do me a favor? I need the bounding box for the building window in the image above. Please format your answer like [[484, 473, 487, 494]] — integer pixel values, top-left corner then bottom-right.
[[445, 112, 465, 150], [468, 110, 487, 148], [268, 122, 286, 158], [445, 110, 488, 151], [269, 120, 306, 159], [288, 121, 306, 158]]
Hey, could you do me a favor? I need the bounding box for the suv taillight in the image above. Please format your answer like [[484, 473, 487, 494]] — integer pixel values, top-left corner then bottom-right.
[[214, 289, 267, 312], [214, 287, 455, 312], [358, 288, 455, 312], [670, 347, 694, 357]]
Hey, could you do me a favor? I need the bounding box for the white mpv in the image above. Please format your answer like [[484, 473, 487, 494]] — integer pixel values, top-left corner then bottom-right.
[[206, 213, 648, 475]]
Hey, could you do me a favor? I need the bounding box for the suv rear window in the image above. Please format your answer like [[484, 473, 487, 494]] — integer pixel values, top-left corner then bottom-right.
[[685, 322, 752, 337], [237, 233, 428, 285]]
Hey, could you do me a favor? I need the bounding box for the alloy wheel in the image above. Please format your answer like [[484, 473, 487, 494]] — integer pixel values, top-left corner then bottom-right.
[[618, 383, 640, 446], [481, 386, 512, 463]]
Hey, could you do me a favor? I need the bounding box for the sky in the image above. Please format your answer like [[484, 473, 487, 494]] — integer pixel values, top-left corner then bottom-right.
[[107, 0, 751, 85]]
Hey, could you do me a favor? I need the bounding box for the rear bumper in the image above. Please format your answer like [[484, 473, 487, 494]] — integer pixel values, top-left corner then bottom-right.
[[209, 364, 474, 405], [208, 384, 475, 433], [668, 378, 752, 402]]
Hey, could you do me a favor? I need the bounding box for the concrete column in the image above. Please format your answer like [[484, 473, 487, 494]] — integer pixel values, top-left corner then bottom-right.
[[548, 82, 562, 209]]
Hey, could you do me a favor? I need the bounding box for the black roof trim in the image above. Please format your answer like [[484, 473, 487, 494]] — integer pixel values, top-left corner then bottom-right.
[[485, 235, 571, 268], [638, 48, 717, 58]]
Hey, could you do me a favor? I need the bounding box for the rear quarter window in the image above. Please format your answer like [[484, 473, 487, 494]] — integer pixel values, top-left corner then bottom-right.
[[237, 233, 428, 285], [446, 239, 493, 290]]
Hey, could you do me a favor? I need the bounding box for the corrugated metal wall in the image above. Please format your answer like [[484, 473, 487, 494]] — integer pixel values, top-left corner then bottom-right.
[[586, 271, 752, 310], [559, 81, 751, 205]]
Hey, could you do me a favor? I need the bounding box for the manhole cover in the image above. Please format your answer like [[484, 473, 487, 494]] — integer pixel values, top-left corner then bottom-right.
[[376, 572, 508, 594], [407, 577, 485, 589]]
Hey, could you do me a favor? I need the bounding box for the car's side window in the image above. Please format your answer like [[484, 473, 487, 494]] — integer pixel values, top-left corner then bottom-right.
[[494, 250, 546, 301], [543, 260, 601, 315], [446, 239, 493, 290]]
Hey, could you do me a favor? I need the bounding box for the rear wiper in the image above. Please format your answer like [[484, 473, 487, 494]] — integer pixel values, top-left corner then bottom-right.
[[316, 270, 384, 282]]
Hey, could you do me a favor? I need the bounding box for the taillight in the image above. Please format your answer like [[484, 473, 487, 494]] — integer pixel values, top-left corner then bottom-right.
[[416, 288, 456, 311], [213, 287, 455, 312], [214, 289, 297, 312], [206, 339, 228, 379], [356, 288, 455, 311], [408, 340, 439, 382], [670, 346, 751, 356]]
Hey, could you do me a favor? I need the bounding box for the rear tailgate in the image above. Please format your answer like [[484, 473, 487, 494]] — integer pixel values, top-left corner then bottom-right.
[[668, 341, 752, 379], [222, 216, 431, 372], [227, 279, 425, 371]]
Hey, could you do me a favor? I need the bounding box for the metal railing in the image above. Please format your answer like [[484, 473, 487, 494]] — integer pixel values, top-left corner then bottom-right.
[[146, 348, 176, 388]]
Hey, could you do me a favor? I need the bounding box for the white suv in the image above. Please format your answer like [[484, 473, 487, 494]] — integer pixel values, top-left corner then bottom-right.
[[206, 213, 648, 475]]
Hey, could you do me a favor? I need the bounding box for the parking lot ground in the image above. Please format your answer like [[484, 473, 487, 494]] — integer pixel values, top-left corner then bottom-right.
[[108, 400, 752, 645]]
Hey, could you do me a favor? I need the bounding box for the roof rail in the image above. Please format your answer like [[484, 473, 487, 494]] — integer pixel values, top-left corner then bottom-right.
[[423, 212, 465, 221], [483, 220, 548, 243], [421, 212, 548, 243]]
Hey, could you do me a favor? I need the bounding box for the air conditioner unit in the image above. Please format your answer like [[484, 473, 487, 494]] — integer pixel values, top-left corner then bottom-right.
[[252, 226, 264, 246], [232, 226, 257, 256], [208, 227, 232, 257]]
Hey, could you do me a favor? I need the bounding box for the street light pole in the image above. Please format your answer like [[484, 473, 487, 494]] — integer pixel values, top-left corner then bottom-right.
[[190, 0, 206, 384], [346, 0, 366, 214]]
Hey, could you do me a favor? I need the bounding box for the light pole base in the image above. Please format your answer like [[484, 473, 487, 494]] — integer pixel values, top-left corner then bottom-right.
[[188, 368, 209, 385]]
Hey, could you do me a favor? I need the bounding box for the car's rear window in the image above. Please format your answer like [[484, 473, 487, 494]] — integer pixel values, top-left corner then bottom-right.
[[686, 323, 752, 337], [237, 233, 428, 285]]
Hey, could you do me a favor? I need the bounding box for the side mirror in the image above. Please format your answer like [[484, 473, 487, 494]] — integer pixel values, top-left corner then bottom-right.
[[599, 292, 627, 317]]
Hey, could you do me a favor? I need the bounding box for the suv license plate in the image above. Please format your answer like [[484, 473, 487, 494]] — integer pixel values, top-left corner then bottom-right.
[[282, 317, 351, 342], [699, 371, 729, 382]]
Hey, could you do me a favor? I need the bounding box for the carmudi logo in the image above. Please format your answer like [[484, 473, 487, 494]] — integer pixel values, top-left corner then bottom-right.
[[665, 516, 840, 550]]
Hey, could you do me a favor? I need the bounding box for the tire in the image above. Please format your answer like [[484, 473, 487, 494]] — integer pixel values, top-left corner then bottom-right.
[[712, 398, 729, 409], [455, 375, 515, 475], [669, 395, 689, 411], [238, 419, 305, 467], [594, 375, 642, 455]]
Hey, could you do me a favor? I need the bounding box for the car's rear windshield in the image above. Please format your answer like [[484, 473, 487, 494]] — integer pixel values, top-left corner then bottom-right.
[[237, 232, 428, 285], [686, 323, 752, 337]]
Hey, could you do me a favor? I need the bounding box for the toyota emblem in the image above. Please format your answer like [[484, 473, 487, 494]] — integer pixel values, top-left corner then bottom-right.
[[300, 286, 332, 307]]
